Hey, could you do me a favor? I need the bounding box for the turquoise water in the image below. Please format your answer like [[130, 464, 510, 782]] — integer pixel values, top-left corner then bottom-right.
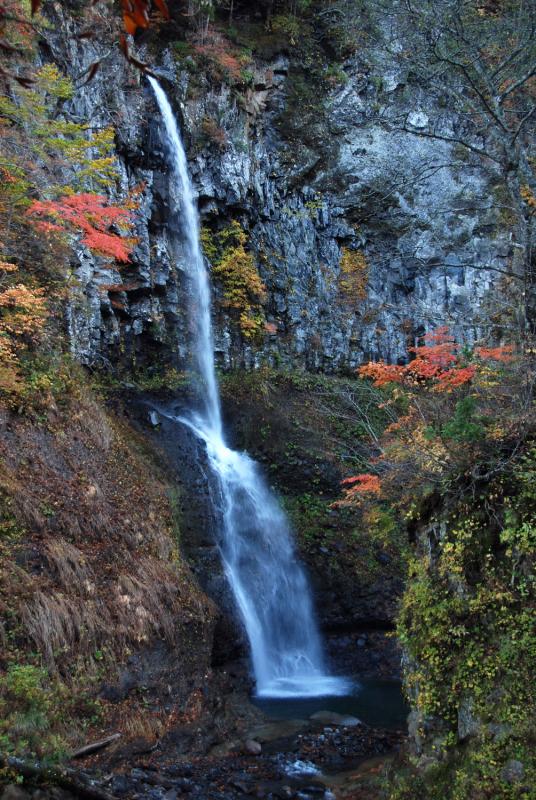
[[253, 678, 408, 730]]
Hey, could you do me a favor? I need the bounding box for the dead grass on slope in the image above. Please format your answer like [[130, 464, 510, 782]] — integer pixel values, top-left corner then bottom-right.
[[0, 390, 215, 758]]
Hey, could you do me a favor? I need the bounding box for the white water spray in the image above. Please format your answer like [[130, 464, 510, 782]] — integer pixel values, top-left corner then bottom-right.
[[149, 77, 348, 698]]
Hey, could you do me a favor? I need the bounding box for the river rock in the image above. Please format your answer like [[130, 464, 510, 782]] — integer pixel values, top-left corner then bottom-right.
[[249, 720, 308, 741], [244, 738, 262, 755], [501, 759, 524, 783], [1, 788, 31, 800], [110, 775, 131, 796], [148, 409, 160, 427], [310, 710, 361, 726]]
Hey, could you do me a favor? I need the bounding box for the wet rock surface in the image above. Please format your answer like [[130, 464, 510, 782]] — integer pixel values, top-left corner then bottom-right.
[[122, 392, 250, 665], [326, 630, 400, 680]]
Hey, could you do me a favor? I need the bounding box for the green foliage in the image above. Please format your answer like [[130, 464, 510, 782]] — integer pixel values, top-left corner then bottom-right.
[[132, 366, 188, 393], [172, 40, 195, 59], [90, 362, 189, 399], [0, 64, 118, 194], [324, 63, 349, 85], [202, 221, 266, 340], [271, 13, 302, 44], [5, 664, 49, 708], [394, 452, 536, 799], [0, 493, 26, 544], [0, 663, 71, 761], [439, 395, 486, 442], [2, 351, 83, 415], [283, 492, 332, 546]]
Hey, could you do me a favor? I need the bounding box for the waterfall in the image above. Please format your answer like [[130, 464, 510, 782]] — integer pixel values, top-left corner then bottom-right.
[[149, 77, 348, 698]]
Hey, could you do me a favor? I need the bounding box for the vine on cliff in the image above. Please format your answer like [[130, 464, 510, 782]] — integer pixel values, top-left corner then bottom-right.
[[202, 221, 267, 341], [339, 246, 368, 303]]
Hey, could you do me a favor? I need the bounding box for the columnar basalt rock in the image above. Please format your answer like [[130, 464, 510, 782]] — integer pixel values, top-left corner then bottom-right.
[[45, 9, 507, 373]]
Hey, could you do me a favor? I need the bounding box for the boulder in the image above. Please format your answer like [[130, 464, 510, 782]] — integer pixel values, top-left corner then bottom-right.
[[1, 787, 31, 800], [310, 710, 361, 727], [244, 738, 262, 755], [501, 760, 524, 784]]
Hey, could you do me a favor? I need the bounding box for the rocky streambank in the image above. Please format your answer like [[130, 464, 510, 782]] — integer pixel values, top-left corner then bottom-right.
[[1, 706, 404, 800]]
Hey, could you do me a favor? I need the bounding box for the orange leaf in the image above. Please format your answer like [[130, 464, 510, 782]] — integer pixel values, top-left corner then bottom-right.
[[123, 12, 139, 35], [153, 0, 170, 19], [121, 0, 150, 33]]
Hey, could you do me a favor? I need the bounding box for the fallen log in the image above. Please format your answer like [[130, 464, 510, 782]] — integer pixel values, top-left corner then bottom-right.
[[71, 733, 122, 760], [0, 754, 117, 800]]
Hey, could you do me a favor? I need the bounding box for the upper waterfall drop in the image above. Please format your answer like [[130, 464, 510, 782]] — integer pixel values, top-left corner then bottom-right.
[[149, 77, 349, 699], [148, 77, 222, 437]]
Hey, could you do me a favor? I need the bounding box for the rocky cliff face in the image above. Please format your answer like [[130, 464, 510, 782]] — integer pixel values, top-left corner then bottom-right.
[[43, 7, 507, 374]]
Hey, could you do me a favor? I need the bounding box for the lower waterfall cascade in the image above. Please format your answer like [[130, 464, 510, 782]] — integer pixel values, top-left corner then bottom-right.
[[149, 77, 349, 699]]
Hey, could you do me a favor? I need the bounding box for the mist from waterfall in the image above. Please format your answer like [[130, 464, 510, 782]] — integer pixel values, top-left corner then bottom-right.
[[149, 77, 348, 698]]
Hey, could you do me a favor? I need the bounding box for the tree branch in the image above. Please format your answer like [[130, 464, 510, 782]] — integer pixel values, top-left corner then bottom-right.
[[500, 65, 536, 102], [401, 121, 502, 163], [512, 104, 536, 143]]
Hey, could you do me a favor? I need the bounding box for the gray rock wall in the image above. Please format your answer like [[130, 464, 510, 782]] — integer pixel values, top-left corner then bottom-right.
[[45, 10, 508, 373]]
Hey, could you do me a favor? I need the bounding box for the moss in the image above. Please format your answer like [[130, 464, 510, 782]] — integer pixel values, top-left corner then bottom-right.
[[283, 492, 407, 583], [339, 246, 369, 302], [392, 450, 536, 799], [0, 662, 100, 763], [91, 364, 189, 398]]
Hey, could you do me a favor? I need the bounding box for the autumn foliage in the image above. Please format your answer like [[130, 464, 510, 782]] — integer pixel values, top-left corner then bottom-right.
[[120, 0, 169, 34], [193, 28, 252, 85], [339, 473, 381, 503], [0, 260, 47, 395], [358, 327, 479, 391], [338, 328, 529, 507], [27, 194, 135, 262], [194, 39, 244, 82], [0, 40, 138, 407]]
